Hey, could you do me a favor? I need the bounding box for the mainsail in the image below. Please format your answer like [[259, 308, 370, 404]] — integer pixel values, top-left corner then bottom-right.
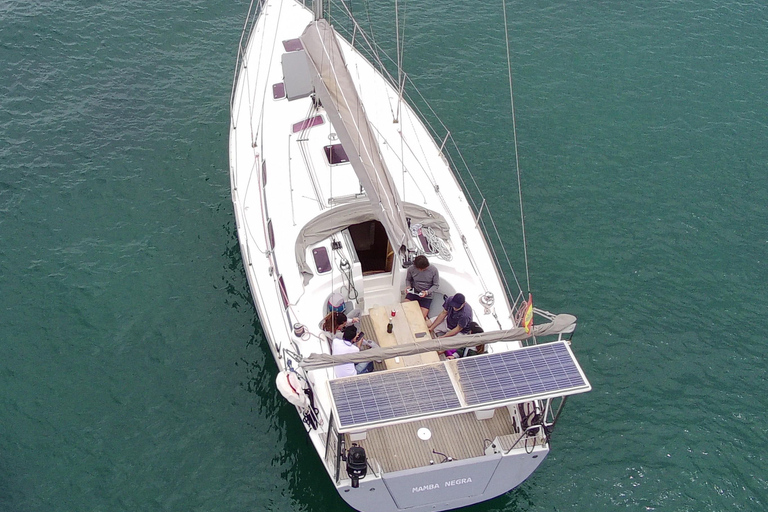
[[300, 20, 418, 255]]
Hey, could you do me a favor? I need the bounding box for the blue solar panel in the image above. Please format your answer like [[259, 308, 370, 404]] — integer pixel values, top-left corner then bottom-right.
[[456, 341, 588, 405], [328, 341, 589, 431], [330, 365, 460, 430]]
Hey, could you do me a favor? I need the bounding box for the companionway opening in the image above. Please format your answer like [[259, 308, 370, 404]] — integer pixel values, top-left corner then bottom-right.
[[348, 220, 393, 275]]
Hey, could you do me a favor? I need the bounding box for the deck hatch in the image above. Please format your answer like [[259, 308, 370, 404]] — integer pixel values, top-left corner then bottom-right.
[[292, 115, 324, 133], [282, 38, 303, 52], [272, 82, 286, 100], [456, 342, 590, 406], [323, 144, 349, 165]]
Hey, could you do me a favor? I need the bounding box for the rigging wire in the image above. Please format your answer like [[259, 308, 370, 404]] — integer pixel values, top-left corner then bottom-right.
[[388, 74, 524, 297], [334, 0, 401, 122], [328, 0, 526, 301], [395, 0, 402, 102], [394, 0, 406, 198], [502, 0, 531, 293], [394, 0, 407, 123]]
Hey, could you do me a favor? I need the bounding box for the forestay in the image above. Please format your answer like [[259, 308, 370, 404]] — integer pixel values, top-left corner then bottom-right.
[[328, 341, 591, 432]]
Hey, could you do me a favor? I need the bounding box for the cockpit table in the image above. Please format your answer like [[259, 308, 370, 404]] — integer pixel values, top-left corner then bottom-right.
[[368, 301, 440, 369]]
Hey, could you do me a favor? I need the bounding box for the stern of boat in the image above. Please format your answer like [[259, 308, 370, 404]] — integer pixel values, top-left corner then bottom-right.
[[335, 443, 549, 512]]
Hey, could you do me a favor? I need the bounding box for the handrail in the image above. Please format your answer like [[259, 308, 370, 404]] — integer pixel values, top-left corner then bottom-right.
[[504, 425, 547, 455]]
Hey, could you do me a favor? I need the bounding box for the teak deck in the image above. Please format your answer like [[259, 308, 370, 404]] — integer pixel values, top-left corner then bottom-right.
[[344, 409, 519, 474]]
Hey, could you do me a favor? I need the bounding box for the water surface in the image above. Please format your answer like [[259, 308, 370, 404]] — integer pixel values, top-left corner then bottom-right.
[[1, 0, 767, 510]]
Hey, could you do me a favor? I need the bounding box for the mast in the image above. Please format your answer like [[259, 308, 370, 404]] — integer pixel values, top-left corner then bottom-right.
[[313, 0, 323, 20]]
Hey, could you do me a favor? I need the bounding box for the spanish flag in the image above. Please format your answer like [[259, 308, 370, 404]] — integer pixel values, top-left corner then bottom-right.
[[523, 293, 533, 334]]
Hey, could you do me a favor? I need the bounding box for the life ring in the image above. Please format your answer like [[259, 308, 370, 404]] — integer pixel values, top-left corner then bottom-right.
[[276, 370, 310, 408]]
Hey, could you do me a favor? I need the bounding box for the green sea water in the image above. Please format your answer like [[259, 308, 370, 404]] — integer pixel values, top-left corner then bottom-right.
[[2, 1, 767, 511]]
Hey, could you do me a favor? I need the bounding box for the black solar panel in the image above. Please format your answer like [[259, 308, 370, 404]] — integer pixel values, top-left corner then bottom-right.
[[456, 341, 588, 405], [329, 365, 460, 430]]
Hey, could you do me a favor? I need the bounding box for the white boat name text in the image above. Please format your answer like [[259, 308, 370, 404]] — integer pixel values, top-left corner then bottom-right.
[[412, 478, 472, 493]]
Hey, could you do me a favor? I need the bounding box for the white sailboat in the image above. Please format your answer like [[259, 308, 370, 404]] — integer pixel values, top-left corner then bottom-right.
[[229, 1, 591, 511]]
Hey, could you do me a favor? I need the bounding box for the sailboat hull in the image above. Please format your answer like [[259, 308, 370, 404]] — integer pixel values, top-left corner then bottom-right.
[[229, 1, 589, 511], [338, 448, 549, 512]]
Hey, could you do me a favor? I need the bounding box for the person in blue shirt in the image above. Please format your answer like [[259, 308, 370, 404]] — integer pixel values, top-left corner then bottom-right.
[[427, 293, 473, 338]]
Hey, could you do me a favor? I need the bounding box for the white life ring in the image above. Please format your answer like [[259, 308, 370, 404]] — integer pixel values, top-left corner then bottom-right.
[[276, 370, 310, 408]]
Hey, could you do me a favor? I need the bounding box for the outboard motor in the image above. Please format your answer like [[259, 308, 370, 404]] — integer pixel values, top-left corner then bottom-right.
[[346, 444, 367, 488]]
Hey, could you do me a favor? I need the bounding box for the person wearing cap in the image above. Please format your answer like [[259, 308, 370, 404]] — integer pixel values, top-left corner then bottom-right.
[[331, 325, 373, 378], [404, 255, 440, 318], [327, 292, 346, 313], [427, 293, 473, 338]]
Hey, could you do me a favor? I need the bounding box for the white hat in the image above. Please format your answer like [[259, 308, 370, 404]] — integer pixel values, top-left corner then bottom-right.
[[328, 293, 345, 312]]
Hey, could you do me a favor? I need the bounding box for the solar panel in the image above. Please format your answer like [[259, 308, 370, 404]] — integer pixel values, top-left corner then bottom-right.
[[456, 341, 589, 405], [329, 365, 460, 430], [328, 341, 590, 431]]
